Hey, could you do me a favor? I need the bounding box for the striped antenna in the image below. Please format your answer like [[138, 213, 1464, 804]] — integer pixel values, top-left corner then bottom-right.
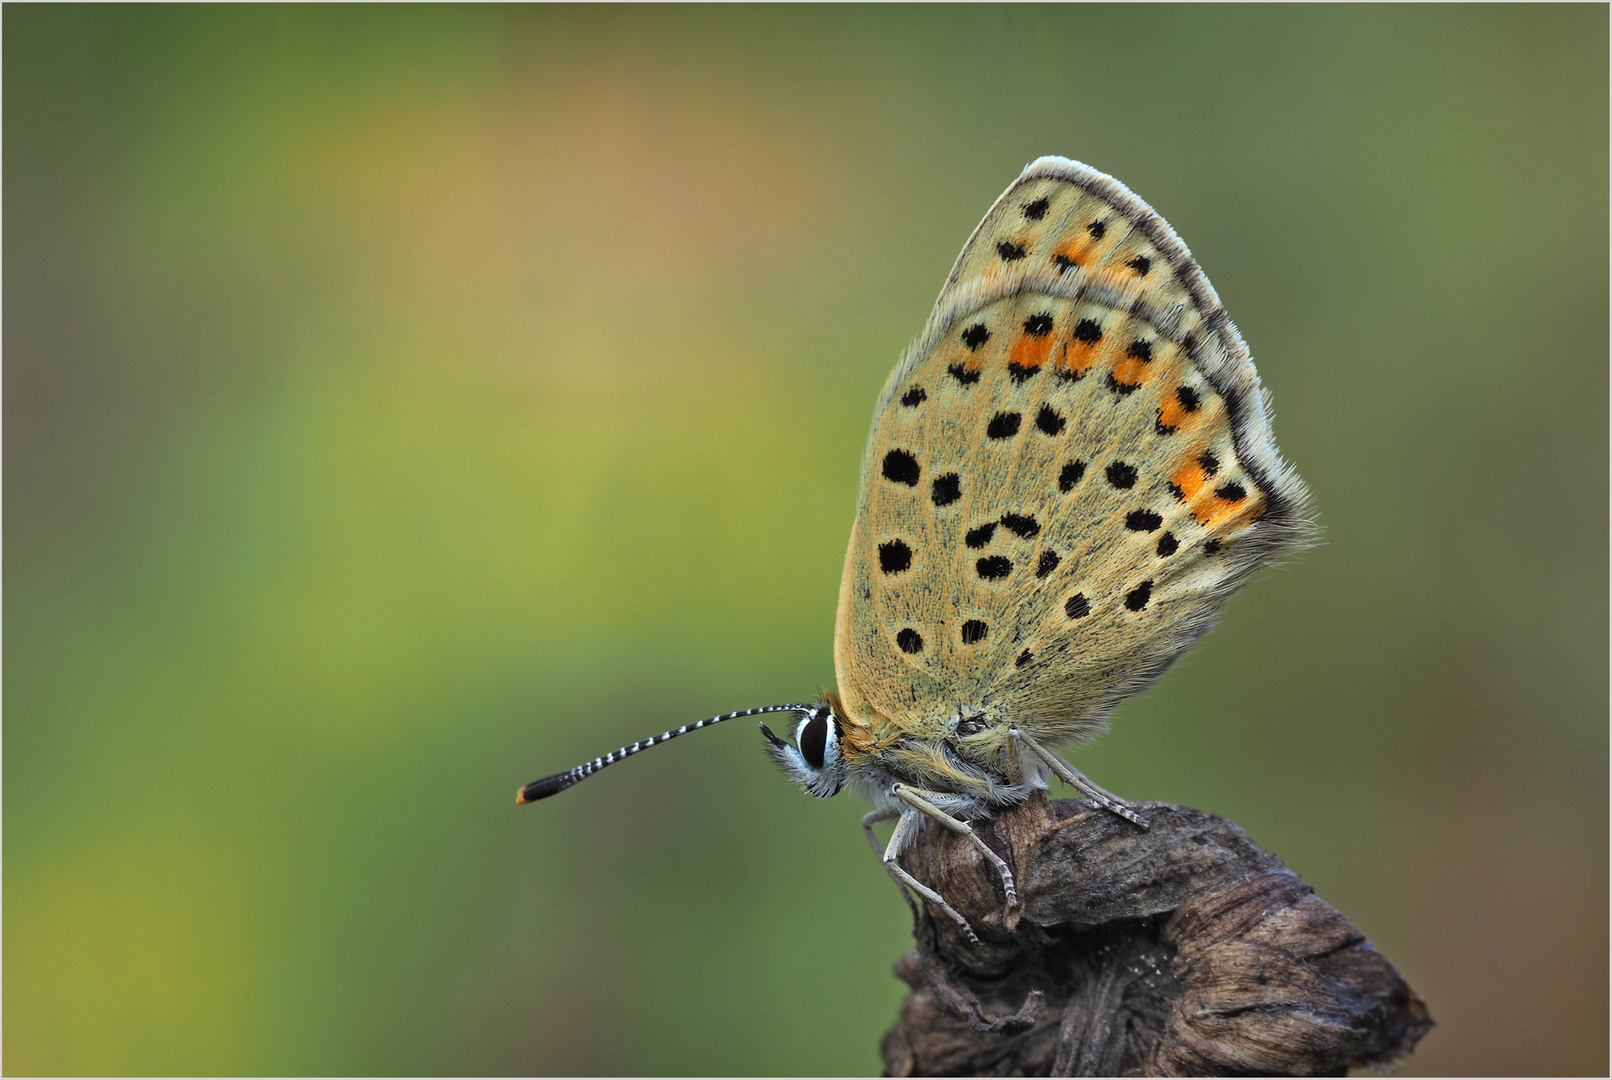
[[516, 704, 815, 804]]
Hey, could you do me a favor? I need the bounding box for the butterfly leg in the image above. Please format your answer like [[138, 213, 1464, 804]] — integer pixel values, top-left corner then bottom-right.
[[862, 806, 900, 855], [862, 807, 922, 924], [882, 805, 981, 945], [892, 783, 1018, 909], [1008, 727, 1148, 829]]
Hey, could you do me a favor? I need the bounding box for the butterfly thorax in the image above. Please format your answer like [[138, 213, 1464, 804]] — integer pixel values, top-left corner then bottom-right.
[[843, 734, 1049, 819], [762, 693, 1048, 818], [830, 689, 1052, 817]]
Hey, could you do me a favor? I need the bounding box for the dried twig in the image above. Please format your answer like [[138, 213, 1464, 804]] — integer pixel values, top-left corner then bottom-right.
[[881, 794, 1431, 1077]]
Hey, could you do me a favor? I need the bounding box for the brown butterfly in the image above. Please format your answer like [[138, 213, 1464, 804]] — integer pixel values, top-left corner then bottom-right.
[[519, 157, 1312, 942]]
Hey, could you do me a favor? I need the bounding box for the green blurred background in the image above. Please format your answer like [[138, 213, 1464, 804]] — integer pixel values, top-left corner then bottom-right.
[[6, 5, 1606, 1075]]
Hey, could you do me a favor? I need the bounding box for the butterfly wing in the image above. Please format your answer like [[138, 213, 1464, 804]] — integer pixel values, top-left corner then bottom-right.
[[833, 158, 1311, 755]]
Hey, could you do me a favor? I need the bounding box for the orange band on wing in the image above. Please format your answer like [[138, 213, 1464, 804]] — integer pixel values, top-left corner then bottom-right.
[[1110, 349, 1150, 391], [1171, 458, 1210, 502], [1160, 386, 1199, 435], [1049, 240, 1087, 274], [1188, 476, 1262, 529], [1009, 332, 1055, 373]]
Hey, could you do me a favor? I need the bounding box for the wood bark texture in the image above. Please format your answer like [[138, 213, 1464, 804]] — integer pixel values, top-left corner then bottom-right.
[[880, 794, 1431, 1077]]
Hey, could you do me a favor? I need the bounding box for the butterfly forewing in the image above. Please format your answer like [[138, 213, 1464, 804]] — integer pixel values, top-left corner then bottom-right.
[[952, 179, 1186, 302], [835, 159, 1310, 752]]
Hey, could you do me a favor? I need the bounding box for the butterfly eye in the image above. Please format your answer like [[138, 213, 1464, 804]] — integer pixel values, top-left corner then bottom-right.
[[797, 712, 829, 770], [956, 716, 988, 738]]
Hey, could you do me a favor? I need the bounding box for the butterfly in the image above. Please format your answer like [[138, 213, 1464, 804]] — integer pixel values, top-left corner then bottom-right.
[[519, 157, 1312, 942]]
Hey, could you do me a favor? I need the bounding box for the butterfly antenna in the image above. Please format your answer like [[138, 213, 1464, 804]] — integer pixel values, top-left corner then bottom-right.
[[516, 704, 815, 804]]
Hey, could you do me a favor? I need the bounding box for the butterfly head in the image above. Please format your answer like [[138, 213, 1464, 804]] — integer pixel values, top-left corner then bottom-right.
[[760, 700, 845, 798]]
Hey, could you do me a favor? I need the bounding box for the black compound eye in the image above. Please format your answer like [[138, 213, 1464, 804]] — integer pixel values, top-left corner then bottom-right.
[[799, 713, 828, 770], [956, 716, 987, 737]]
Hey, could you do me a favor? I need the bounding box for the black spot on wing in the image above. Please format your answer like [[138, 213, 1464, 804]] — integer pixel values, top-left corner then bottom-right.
[[1106, 462, 1138, 489], [965, 522, 997, 549], [1036, 550, 1060, 577], [1035, 405, 1065, 435], [897, 628, 924, 654], [1176, 385, 1201, 412], [878, 540, 912, 573], [961, 619, 989, 644], [931, 473, 961, 507], [1053, 360, 1086, 383], [986, 412, 1021, 439], [1156, 532, 1179, 557], [1086, 220, 1106, 240], [1064, 593, 1090, 619], [1015, 649, 1033, 668], [1072, 319, 1102, 344], [995, 240, 1027, 261], [900, 387, 927, 408], [1127, 255, 1152, 276], [1058, 461, 1086, 492], [882, 450, 920, 486], [1124, 581, 1153, 611], [948, 364, 980, 386], [962, 324, 991, 350], [1125, 510, 1162, 532], [975, 555, 1011, 580], [1023, 313, 1053, 336], [1021, 197, 1049, 220], [1000, 513, 1040, 539], [1216, 482, 1247, 503]]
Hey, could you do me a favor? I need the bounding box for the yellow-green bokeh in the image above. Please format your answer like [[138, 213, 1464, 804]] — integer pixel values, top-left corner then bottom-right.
[[6, 6, 1605, 1075]]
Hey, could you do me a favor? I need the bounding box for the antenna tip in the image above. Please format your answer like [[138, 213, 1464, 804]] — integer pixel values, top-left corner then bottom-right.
[[516, 770, 578, 804]]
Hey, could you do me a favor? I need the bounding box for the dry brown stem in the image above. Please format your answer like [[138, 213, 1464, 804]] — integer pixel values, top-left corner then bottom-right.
[[880, 794, 1431, 1077]]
